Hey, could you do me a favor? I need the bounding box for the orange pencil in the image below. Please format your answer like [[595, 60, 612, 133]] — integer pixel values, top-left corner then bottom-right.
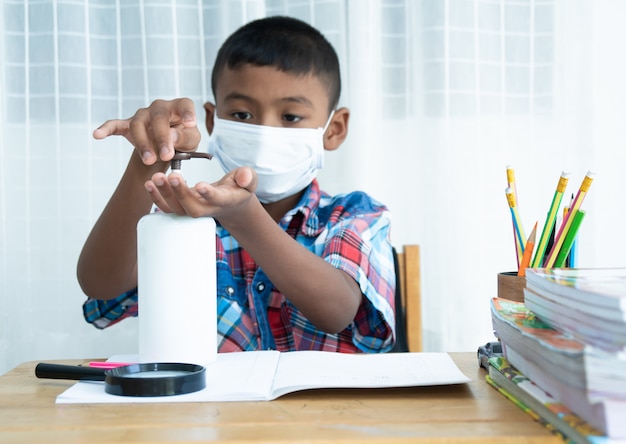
[[518, 222, 537, 277]]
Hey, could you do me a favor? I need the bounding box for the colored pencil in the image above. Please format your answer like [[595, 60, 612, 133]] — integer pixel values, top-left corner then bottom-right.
[[560, 200, 571, 265], [554, 210, 586, 268], [88, 361, 134, 369], [505, 187, 527, 259], [568, 236, 578, 268], [530, 171, 569, 268], [506, 166, 517, 198], [544, 172, 594, 268], [564, 194, 575, 267], [518, 222, 537, 277], [506, 166, 523, 265]]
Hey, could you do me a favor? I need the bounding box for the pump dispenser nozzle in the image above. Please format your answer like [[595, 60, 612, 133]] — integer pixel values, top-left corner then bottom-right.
[[170, 151, 213, 172]]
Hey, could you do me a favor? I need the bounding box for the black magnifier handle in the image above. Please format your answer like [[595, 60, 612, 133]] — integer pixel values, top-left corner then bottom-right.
[[35, 363, 106, 381]]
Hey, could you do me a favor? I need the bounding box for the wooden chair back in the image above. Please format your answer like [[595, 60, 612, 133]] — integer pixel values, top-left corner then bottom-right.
[[391, 245, 422, 352]]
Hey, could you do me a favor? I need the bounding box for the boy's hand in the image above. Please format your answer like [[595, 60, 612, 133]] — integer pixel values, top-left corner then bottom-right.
[[145, 167, 258, 221], [93, 98, 201, 165]]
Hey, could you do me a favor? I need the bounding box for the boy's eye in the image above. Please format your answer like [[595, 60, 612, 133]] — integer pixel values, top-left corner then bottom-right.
[[283, 114, 302, 124], [232, 111, 252, 121]]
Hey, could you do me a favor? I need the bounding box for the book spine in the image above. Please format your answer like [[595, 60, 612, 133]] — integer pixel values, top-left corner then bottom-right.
[[485, 374, 567, 441], [488, 357, 606, 443]]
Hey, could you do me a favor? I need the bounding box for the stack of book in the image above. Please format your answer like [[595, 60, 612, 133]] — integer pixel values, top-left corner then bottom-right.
[[489, 268, 626, 443], [524, 268, 626, 352], [486, 355, 606, 444]]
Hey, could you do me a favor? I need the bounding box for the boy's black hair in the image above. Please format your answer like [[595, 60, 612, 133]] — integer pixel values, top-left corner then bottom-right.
[[211, 16, 341, 111]]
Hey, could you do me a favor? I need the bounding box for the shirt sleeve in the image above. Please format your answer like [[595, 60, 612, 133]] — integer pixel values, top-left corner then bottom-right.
[[322, 206, 396, 353], [83, 288, 139, 329]]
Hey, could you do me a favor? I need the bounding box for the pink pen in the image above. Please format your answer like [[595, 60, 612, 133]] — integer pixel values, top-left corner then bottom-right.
[[88, 361, 134, 369]]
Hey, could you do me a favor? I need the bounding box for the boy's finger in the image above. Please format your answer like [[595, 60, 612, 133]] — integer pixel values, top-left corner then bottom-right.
[[148, 99, 198, 161], [150, 103, 178, 162], [167, 173, 208, 218], [149, 173, 187, 216], [234, 167, 257, 192], [171, 97, 197, 128], [144, 181, 174, 214], [129, 116, 158, 165], [194, 183, 215, 201], [170, 126, 202, 153], [92, 119, 130, 139]]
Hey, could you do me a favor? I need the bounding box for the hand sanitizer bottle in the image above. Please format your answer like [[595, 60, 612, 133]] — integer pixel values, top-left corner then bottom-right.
[[137, 151, 217, 366]]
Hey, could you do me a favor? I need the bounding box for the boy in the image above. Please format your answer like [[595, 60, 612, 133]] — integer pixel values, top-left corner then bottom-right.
[[77, 16, 396, 353]]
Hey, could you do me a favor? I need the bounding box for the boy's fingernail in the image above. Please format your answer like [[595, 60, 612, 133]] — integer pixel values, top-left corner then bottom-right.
[[160, 146, 171, 159], [153, 177, 165, 187], [169, 177, 180, 187], [142, 151, 155, 163]]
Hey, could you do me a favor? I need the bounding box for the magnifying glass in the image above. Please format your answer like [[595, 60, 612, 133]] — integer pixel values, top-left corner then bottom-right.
[[35, 362, 206, 397]]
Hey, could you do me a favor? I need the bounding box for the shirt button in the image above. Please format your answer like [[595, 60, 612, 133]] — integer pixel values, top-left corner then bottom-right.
[[225, 286, 235, 296], [256, 283, 265, 292]]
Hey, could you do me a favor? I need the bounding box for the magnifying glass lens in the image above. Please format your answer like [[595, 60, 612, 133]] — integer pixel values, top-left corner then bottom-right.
[[105, 363, 206, 396]]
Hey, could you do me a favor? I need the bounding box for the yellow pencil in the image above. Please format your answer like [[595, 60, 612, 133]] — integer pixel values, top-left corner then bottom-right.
[[505, 187, 527, 258], [518, 222, 537, 277], [531, 171, 569, 268], [506, 166, 523, 264], [506, 165, 518, 203], [544, 172, 594, 268]]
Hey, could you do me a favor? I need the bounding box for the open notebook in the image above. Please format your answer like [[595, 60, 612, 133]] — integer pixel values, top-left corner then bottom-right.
[[56, 351, 470, 404]]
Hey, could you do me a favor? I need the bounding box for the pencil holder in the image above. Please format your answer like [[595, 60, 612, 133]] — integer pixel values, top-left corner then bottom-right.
[[497, 271, 526, 303]]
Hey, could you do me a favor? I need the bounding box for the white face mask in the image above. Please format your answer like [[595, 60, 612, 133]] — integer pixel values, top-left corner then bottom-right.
[[207, 112, 334, 203]]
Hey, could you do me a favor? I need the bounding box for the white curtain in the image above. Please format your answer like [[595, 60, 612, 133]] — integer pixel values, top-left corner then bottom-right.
[[2, 0, 625, 374]]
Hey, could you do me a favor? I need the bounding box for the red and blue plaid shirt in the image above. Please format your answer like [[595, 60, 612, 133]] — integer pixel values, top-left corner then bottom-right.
[[83, 179, 396, 353]]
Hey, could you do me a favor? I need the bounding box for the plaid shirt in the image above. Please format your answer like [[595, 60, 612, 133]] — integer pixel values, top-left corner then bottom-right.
[[83, 179, 396, 353]]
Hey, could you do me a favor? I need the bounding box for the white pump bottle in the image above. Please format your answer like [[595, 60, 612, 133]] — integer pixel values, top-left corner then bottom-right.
[[137, 152, 217, 366]]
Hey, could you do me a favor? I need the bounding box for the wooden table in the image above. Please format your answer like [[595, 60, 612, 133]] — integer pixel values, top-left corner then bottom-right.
[[0, 353, 560, 443]]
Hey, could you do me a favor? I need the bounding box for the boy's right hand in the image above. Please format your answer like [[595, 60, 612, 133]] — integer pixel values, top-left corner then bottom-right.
[[93, 98, 201, 165]]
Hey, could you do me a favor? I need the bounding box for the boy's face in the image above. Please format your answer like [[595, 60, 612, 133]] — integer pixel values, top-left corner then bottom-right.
[[207, 64, 333, 131]]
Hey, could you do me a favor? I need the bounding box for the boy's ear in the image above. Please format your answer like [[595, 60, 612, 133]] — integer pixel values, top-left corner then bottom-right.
[[203, 102, 216, 134], [323, 107, 350, 151]]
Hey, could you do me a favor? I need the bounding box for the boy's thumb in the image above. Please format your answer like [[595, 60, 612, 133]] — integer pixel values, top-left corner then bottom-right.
[[234, 167, 257, 193]]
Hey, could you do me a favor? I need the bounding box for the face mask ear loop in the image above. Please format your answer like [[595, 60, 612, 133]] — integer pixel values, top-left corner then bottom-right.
[[322, 110, 336, 133], [319, 110, 336, 152], [315, 110, 335, 169]]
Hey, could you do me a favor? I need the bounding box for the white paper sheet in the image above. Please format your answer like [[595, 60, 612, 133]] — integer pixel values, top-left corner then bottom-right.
[[55, 351, 470, 404]]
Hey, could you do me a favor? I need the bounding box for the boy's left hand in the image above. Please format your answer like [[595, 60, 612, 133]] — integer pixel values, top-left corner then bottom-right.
[[145, 167, 258, 221]]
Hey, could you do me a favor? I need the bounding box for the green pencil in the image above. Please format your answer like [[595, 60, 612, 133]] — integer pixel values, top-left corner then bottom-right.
[[531, 171, 569, 268], [553, 209, 586, 268]]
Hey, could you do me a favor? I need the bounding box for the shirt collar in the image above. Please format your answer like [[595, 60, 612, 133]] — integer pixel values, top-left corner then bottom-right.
[[279, 179, 324, 236]]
